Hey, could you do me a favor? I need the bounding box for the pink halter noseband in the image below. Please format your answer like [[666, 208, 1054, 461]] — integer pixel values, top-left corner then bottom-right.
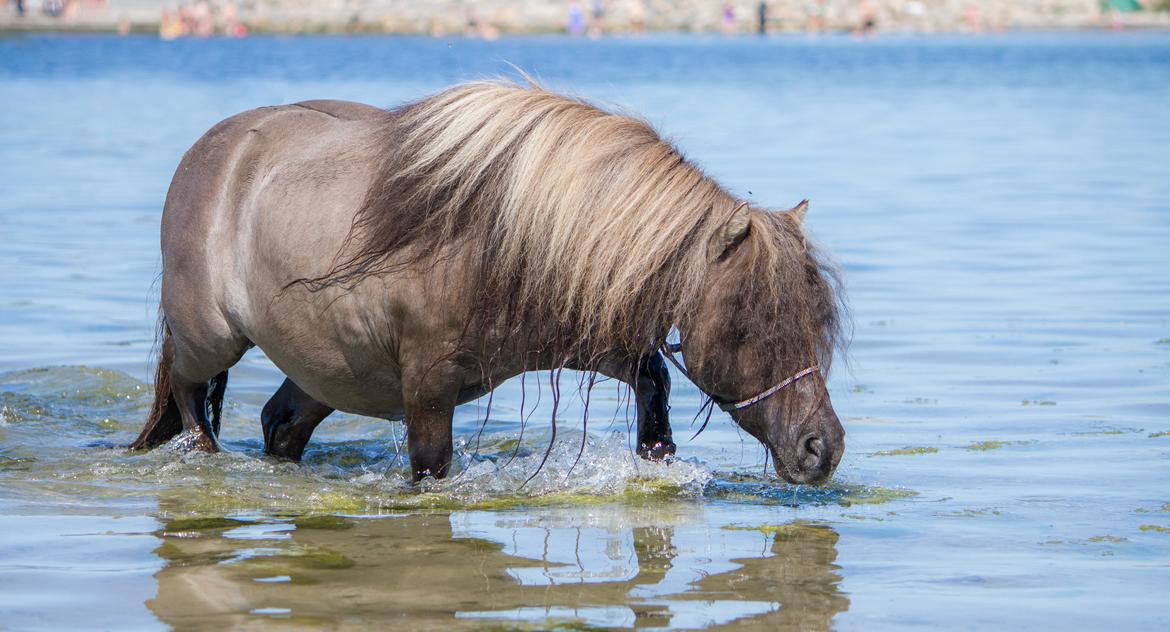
[[660, 341, 819, 413]]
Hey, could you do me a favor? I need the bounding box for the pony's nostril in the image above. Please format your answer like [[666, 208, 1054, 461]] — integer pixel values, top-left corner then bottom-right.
[[804, 436, 824, 460]]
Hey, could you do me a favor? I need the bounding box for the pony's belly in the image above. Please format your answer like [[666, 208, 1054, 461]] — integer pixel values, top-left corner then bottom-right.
[[258, 342, 407, 420]]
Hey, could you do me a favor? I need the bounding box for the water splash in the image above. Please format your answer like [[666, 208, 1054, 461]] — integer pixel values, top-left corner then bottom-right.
[[0, 365, 910, 517]]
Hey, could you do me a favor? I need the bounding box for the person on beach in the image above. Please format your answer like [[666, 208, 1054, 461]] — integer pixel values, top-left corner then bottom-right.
[[806, 0, 826, 34], [721, 2, 737, 36], [588, 0, 605, 37], [855, 0, 877, 37], [567, 1, 585, 36]]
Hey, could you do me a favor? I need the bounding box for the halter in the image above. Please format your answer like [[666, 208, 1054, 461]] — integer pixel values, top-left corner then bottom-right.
[[660, 341, 819, 413]]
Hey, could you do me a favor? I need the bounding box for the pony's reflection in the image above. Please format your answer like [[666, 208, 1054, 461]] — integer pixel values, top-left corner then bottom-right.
[[146, 507, 848, 630]]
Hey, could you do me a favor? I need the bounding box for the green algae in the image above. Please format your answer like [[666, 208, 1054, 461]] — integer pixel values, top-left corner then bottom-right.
[[486, 438, 522, 454], [1149, 431, 1170, 438], [163, 516, 260, 532], [873, 446, 939, 457], [278, 546, 356, 570], [292, 515, 353, 531], [939, 508, 1001, 518], [722, 520, 838, 541], [962, 440, 1035, 451], [1070, 427, 1143, 436], [838, 486, 918, 507], [1139, 524, 1170, 534], [1135, 503, 1170, 514], [0, 455, 35, 470], [1087, 535, 1127, 543], [234, 564, 321, 586], [232, 545, 356, 572], [965, 440, 1007, 451], [153, 541, 238, 566], [843, 513, 888, 521], [154, 480, 697, 517]]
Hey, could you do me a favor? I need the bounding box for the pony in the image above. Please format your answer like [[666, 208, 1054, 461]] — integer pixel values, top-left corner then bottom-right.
[[129, 80, 846, 484]]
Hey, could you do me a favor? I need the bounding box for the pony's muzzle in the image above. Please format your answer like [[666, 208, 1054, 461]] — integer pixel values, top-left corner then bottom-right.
[[789, 432, 842, 484], [774, 405, 845, 485]]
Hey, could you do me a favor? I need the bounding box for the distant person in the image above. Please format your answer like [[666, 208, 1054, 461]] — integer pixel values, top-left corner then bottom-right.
[[628, 0, 646, 34], [221, 2, 247, 37], [15, 0, 26, 18], [159, 10, 184, 39], [854, 0, 876, 37], [964, 3, 982, 32], [567, 1, 585, 36], [721, 2, 736, 36], [806, 0, 826, 34], [758, 2, 768, 35], [464, 10, 479, 37], [588, 0, 605, 37], [189, 0, 213, 38]]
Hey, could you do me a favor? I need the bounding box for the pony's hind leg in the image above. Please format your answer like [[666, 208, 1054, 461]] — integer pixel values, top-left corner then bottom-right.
[[130, 328, 229, 451], [169, 373, 220, 452], [165, 331, 246, 452], [262, 378, 334, 462]]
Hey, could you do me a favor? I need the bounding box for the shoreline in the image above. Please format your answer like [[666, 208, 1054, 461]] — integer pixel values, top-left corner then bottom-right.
[[4, 22, 1170, 37], [3, 1, 1169, 39]]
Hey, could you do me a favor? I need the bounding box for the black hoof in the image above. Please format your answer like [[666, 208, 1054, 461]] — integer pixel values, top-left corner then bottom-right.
[[264, 422, 309, 462], [637, 441, 677, 461]]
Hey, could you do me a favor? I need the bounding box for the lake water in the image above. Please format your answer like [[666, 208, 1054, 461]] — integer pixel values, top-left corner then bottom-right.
[[1, 32, 1169, 630]]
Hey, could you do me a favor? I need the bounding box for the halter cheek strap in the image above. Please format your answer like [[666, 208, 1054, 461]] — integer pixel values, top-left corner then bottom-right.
[[661, 341, 819, 413]]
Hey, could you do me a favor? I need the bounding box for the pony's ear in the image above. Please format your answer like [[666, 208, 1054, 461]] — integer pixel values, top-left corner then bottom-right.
[[708, 203, 751, 261], [787, 199, 809, 226]]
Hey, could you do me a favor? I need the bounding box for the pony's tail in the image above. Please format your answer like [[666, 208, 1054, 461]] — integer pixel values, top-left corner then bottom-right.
[[128, 320, 181, 450]]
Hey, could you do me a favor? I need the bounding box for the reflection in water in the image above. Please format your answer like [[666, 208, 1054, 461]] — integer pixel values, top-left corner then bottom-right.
[[147, 507, 848, 630]]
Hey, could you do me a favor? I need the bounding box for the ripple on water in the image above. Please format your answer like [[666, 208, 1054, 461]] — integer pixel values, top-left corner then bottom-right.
[[0, 365, 149, 430]]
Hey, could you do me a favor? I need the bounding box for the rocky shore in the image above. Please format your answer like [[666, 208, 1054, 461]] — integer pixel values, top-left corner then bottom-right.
[[3, 1, 1168, 36]]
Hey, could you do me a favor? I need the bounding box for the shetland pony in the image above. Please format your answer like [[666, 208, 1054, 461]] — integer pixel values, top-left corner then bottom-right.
[[130, 81, 845, 484]]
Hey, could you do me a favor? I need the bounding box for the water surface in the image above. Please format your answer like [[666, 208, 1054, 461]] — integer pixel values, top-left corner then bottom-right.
[[1, 32, 1169, 629]]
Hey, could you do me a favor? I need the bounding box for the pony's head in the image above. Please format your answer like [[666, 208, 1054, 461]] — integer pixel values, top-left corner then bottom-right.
[[679, 200, 845, 484]]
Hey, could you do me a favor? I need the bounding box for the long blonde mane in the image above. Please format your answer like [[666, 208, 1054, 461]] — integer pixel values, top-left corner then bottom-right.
[[310, 80, 841, 367]]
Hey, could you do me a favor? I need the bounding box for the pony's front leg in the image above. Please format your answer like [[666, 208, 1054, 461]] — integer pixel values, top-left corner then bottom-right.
[[401, 369, 459, 481], [404, 403, 454, 481], [591, 353, 675, 461], [262, 378, 334, 462], [633, 352, 675, 460]]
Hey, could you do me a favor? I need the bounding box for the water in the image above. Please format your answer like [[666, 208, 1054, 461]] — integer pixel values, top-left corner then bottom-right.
[[2, 32, 1169, 629]]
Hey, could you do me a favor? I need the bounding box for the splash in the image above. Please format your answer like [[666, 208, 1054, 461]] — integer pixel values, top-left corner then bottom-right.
[[0, 365, 918, 517]]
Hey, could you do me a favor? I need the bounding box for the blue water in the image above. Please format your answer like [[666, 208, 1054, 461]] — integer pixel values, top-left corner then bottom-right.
[[1, 32, 1169, 629]]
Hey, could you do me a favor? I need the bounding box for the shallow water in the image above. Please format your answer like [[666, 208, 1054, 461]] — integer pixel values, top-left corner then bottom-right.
[[1, 32, 1169, 629]]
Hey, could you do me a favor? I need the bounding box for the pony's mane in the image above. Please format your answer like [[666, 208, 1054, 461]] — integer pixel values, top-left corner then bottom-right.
[[309, 80, 843, 369]]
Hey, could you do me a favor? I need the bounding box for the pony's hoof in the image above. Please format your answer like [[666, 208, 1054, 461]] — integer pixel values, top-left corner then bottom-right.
[[638, 441, 677, 462], [169, 429, 220, 453]]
